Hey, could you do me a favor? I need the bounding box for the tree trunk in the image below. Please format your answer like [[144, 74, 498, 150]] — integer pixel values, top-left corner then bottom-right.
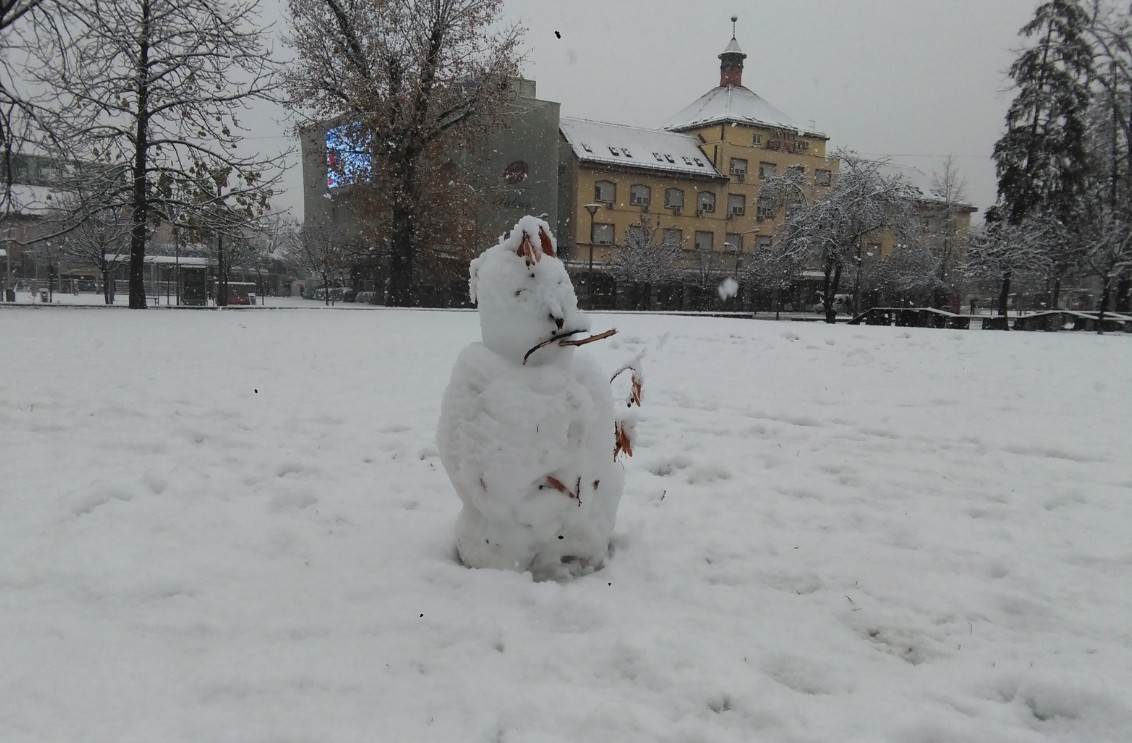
[[1115, 273, 1130, 313], [997, 269, 1012, 330], [774, 285, 781, 321], [1097, 275, 1111, 335], [1050, 273, 1062, 310], [387, 153, 420, 307], [103, 269, 112, 304], [823, 260, 842, 324], [127, 0, 151, 309], [387, 203, 415, 306], [216, 233, 228, 307]]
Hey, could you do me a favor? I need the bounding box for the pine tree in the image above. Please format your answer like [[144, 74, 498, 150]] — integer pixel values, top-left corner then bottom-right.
[[992, 0, 1095, 315]]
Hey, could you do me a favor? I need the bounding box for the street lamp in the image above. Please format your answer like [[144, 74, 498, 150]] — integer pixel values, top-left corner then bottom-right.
[[584, 202, 601, 309]]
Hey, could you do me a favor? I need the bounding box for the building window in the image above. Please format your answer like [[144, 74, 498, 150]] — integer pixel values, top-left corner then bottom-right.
[[757, 195, 775, 221], [502, 160, 528, 184], [627, 224, 645, 247], [815, 169, 832, 187], [756, 236, 772, 251], [630, 184, 651, 208], [665, 188, 684, 209], [727, 193, 746, 216], [595, 180, 615, 205], [662, 228, 683, 246], [752, 133, 763, 146], [697, 191, 716, 213], [725, 233, 743, 252], [591, 222, 614, 245], [729, 158, 748, 180], [694, 231, 714, 251], [608, 146, 621, 157], [759, 161, 776, 180], [787, 165, 805, 178], [786, 201, 801, 219]]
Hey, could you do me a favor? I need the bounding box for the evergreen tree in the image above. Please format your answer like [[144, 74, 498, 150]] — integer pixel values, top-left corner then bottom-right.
[[992, 0, 1095, 314], [994, 0, 1094, 225]]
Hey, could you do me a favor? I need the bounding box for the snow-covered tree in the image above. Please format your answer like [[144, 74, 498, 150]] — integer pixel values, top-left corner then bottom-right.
[[746, 236, 805, 319], [609, 215, 682, 310], [1078, 201, 1132, 329], [965, 210, 1056, 326], [1085, 1, 1132, 310], [284, 220, 357, 306], [285, 0, 522, 307], [994, 0, 1094, 228], [31, 0, 284, 308], [770, 152, 918, 322]]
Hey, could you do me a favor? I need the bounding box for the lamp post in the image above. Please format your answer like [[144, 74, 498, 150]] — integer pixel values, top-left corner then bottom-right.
[[3, 222, 11, 302], [584, 202, 601, 309]]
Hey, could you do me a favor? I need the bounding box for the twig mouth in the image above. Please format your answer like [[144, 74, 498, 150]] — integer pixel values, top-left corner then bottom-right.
[[523, 328, 618, 365]]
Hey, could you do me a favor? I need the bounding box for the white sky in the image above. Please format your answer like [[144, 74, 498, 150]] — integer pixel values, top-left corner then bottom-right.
[[259, 0, 1043, 220]]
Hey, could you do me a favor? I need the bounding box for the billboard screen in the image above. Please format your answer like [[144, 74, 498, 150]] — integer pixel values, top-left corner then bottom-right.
[[326, 125, 372, 189]]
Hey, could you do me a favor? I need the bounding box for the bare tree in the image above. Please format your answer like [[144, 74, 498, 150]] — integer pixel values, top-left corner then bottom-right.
[[923, 155, 971, 307], [609, 215, 682, 310], [284, 220, 356, 306], [31, 0, 285, 308], [285, 0, 522, 307], [770, 152, 919, 323], [54, 187, 130, 304], [0, 0, 73, 212]]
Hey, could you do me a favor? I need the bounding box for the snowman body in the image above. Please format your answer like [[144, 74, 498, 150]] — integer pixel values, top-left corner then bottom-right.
[[437, 217, 624, 579]]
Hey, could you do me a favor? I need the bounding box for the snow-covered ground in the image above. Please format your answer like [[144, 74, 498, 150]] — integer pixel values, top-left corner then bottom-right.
[[1, 307, 1130, 742]]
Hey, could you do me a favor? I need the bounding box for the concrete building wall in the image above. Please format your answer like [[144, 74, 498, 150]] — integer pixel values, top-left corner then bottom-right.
[[298, 79, 561, 266]]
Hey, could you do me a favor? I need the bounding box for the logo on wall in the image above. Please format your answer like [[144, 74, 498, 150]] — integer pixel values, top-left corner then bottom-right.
[[502, 160, 529, 185]]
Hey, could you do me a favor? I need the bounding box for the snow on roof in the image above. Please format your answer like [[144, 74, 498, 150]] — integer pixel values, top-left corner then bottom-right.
[[559, 117, 725, 180], [720, 38, 745, 56], [874, 161, 977, 211], [105, 254, 213, 267], [665, 85, 824, 137]]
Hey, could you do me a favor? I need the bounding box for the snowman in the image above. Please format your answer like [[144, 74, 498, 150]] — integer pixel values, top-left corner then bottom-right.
[[437, 216, 639, 580]]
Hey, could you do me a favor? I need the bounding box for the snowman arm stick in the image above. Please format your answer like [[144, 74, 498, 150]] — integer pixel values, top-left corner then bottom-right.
[[558, 328, 617, 347], [521, 328, 617, 365], [610, 363, 643, 407]]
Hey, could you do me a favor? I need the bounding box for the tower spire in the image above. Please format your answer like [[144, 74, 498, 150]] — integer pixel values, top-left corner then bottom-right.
[[719, 16, 746, 87]]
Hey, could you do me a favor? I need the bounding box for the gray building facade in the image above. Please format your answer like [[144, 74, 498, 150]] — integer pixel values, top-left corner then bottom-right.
[[298, 78, 561, 304]]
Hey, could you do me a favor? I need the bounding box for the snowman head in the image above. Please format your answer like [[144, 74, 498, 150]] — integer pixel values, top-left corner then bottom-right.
[[469, 216, 590, 365]]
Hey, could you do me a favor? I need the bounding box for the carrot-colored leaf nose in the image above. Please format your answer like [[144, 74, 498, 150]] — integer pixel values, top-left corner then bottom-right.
[[538, 226, 555, 257], [517, 232, 541, 265]]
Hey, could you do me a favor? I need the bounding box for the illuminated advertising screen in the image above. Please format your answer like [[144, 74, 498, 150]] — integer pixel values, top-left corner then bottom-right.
[[326, 125, 372, 189]]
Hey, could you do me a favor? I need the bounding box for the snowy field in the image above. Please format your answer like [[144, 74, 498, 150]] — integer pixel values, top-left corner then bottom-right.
[[2, 307, 1131, 743]]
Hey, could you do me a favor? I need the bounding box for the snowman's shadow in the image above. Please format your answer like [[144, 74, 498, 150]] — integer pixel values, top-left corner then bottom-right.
[[448, 542, 619, 583]]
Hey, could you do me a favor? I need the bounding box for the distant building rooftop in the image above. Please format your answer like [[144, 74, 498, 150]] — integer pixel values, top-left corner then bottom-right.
[[665, 85, 825, 138], [559, 116, 725, 179]]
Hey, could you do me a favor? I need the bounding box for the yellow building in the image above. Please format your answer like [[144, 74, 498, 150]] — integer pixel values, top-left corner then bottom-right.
[[556, 27, 976, 310], [557, 31, 834, 283]]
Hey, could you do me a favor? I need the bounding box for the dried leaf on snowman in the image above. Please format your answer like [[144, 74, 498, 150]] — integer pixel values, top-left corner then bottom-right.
[[437, 216, 643, 580]]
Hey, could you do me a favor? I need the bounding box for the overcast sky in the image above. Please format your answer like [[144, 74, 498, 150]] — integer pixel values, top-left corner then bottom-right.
[[263, 0, 1043, 221]]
